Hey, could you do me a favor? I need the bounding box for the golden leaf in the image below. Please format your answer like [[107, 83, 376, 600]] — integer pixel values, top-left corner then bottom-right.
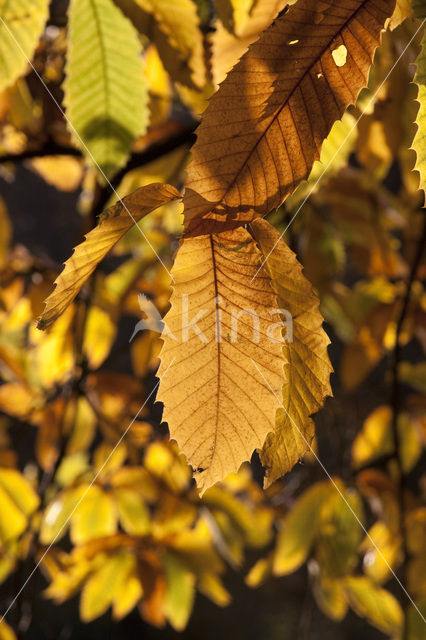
[[119, 0, 206, 88], [0, 468, 39, 543], [211, 0, 289, 86], [80, 552, 135, 622], [70, 485, 117, 544], [344, 576, 403, 635], [251, 218, 332, 486], [273, 481, 333, 576], [157, 226, 286, 492], [184, 0, 396, 236], [163, 553, 195, 631], [37, 183, 180, 329]]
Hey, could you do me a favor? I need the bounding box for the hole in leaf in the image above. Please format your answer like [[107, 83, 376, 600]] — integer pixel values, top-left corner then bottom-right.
[[332, 45, 348, 67]]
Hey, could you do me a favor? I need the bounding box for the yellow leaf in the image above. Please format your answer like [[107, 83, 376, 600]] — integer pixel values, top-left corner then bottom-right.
[[352, 406, 423, 473], [40, 486, 87, 544], [412, 10, 426, 196], [134, 0, 205, 88], [113, 487, 150, 536], [82, 305, 117, 370], [112, 571, 143, 619], [0, 0, 50, 93], [387, 0, 413, 29], [163, 553, 195, 631], [203, 485, 273, 548], [0, 469, 39, 543], [70, 485, 117, 544], [246, 557, 273, 588], [344, 575, 403, 635], [352, 406, 393, 468], [316, 488, 364, 577], [184, 0, 396, 235], [37, 183, 180, 329], [361, 521, 401, 583], [157, 227, 286, 492], [55, 452, 90, 488], [80, 551, 135, 622], [0, 468, 39, 517], [30, 156, 84, 191], [0, 383, 38, 419], [32, 305, 76, 387], [66, 397, 97, 455], [198, 572, 230, 606], [312, 575, 348, 621], [211, 0, 288, 86], [251, 218, 332, 486], [273, 482, 333, 576], [0, 619, 16, 640]]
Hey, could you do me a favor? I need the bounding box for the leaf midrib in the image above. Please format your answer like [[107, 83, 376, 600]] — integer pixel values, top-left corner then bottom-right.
[[191, 0, 374, 231]]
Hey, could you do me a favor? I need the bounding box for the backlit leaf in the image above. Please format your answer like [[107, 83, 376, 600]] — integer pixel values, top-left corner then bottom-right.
[[184, 0, 396, 236], [0, 0, 49, 92], [273, 482, 333, 576], [70, 485, 117, 544], [37, 183, 180, 329], [130, 0, 206, 88], [64, 0, 148, 176], [412, 3, 426, 196], [344, 575, 403, 635], [251, 218, 332, 486], [163, 552, 196, 631], [80, 552, 135, 621], [157, 226, 286, 492]]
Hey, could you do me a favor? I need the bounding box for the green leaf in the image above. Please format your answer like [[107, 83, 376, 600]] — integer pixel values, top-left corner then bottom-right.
[[0, 0, 49, 92], [64, 0, 148, 177]]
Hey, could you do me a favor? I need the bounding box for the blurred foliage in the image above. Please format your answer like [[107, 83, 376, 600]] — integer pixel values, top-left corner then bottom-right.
[[0, 1, 425, 639]]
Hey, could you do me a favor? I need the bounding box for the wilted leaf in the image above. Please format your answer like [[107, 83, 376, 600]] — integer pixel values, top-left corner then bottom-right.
[[37, 183, 180, 329], [64, 0, 148, 176], [157, 226, 286, 491], [184, 0, 396, 236], [0, 0, 49, 92], [251, 218, 332, 486]]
